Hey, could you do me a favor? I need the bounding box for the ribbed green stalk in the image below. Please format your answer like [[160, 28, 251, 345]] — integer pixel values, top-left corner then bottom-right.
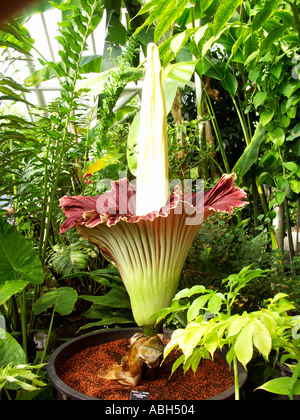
[[77, 210, 200, 327]]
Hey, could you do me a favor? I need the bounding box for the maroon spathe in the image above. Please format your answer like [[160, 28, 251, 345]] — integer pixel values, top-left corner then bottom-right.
[[59, 173, 247, 234]]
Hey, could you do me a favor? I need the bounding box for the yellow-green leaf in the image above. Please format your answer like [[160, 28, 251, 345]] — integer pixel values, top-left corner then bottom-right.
[[234, 321, 253, 368], [252, 318, 272, 360], [84, 153, 123, 176]]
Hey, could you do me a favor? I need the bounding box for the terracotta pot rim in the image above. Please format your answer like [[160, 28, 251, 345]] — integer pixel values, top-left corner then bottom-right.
[[47, 327, 248, 400]]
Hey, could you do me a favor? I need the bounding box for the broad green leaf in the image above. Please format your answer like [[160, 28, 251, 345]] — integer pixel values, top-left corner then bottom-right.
[[135, 0, 190, 43], [84, 153, 124, 176], [271, 292, 289, 303], [0, 280, 28, 305], [260, 312, 277, 336], [232, 123, 265, 184], [162, 61, 195, 90], [23, 66, 55, 87], [234, 321, 253, 367], [207, 294, 223, 314], [257, 377, 300, 396], [175, 285, 207, 300], [275, 191, 286, 206], [170, 32, 187, 55], [228, 316, 249, 337], [203, 330, 219, 356], [280, 80, 299, 98], [252, 318, 271, 359], [199, 0, 215, 13], [290, 180, 300, 194], [16, 0, 64, 24], [283, 161, 298, 172], [243, 32, 260, 62], [33, 287, 78, 316], [253, 91, 268, 109], [0, 40, 30, 55], [244, 50, 259, 66], [80, 287, 131, 309], [260, 110, 274, 126], [287, 123, 300, 141], [252, 0, 282, 32], [187, 294, 210, 322], [154, 0, 190, 43], [213, 0, 244, 36], [194, 25, 208, 45], [269, 127, 285, 146], [0, 328, 26, 368], [181, 323, 207, 360], [199, 56, 238, 95], [270, 62, 283, 79], [260, 26, 287, 55], [162, 61, 195, 111], [78, 310, 135, 330], [0, 217, 44, 285], [106, 14, 127, 45]]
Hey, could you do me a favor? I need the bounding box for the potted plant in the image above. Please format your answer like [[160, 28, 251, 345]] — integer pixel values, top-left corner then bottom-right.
[[47, 43, 247, 399], [158, 265, 300, 400]]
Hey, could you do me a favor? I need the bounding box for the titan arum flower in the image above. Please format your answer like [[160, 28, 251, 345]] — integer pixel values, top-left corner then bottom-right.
[[59, 44, 247, 385]]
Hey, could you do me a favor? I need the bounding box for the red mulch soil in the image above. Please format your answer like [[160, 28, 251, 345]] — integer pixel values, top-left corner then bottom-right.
[[58, 338, 234, 400]]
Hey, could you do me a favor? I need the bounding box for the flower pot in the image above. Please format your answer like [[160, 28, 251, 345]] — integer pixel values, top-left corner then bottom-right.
[[47, 327, 247, 400]]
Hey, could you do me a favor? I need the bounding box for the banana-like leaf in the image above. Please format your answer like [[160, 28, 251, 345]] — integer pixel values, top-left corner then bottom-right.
[[197, 56, 238, 96], [84, 153, 124, 176], [24, 56, 103, 87], [232, 123, 266, 185]]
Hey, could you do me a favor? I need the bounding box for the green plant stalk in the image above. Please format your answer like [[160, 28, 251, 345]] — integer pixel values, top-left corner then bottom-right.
[[230, 93, 251, 146], [233, 356, 240, 400], [204, 94, 230, 173], [226, 283, 240, 400], [39, 306, 55, 370], [38, 134, 52, 261], [284, 198, 294, 259], [18, 289, 27, 362], [3, 387, 12, 400]]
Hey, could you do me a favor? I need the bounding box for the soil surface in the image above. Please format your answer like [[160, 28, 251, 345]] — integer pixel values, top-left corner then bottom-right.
[[58, 338, 234, 400]]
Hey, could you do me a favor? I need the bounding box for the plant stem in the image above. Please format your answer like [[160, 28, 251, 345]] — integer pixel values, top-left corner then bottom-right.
[[4, 387, 12, 400], [233, 356, 240, 400], [39, 306, 55, 369], [204, 94, 230, 173], [18, 289, 28, 362], [230, 93, 251, 146]]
